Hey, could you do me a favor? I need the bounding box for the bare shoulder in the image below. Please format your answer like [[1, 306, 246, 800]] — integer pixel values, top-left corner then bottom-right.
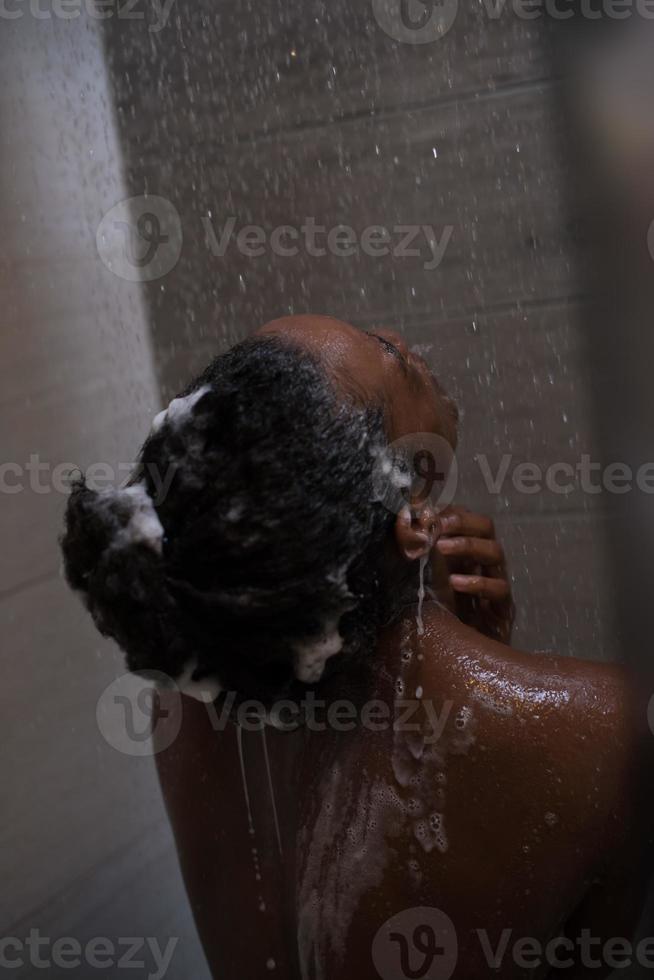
[[418, 603, 647, 760], [412, 603, 653, 864]]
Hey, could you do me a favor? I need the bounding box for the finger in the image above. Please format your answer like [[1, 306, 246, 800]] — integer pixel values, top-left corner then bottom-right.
[[449, 574, 511, 601], [436, 536, 504, 566], [438, 508, 495, 540]]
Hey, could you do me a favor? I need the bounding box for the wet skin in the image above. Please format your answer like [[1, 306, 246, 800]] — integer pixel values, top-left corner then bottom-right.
[[154, 316, 654, 979]]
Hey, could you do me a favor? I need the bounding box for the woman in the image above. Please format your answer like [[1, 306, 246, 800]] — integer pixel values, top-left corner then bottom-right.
[[61, 314, 653, 979]]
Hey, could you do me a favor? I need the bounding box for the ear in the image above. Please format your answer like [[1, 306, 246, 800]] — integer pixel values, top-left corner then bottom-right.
[[394, 505, 437, 562]]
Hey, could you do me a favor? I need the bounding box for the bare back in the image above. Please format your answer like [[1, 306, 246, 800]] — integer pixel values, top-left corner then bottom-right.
[[155, 603, 653, 979]]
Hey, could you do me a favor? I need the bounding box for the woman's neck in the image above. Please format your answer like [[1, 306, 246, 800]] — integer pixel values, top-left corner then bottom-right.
[[380, 550, 456, 628]]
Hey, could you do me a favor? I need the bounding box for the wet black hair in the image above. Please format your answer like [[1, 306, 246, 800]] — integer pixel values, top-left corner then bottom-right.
[[60, 335, 397, 705]]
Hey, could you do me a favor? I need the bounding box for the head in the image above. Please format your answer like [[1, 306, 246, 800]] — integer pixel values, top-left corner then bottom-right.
[[60, 315, 458, 706], [257, 316, 459, 566]]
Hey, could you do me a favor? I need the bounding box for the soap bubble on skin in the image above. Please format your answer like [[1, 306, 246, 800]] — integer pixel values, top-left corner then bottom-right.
[[454, 706, 472, 731], [152, 385, 211, 432], [173, 657, 223, 703], [293, 615, 344, 684], [150, 384, 211, 434], [93, 481, 165, 556]]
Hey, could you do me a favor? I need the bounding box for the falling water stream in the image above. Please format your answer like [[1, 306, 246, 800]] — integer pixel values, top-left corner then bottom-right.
[[261, 726, 284, 858], [416, 550, 431, 637]]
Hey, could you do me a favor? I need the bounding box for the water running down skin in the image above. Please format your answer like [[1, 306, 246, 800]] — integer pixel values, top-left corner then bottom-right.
[[153, 316, 654, 979], [156, 601, 652, 979]]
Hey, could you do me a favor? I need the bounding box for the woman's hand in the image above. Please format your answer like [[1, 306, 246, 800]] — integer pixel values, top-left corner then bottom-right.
[[434, 505, 515, 644]]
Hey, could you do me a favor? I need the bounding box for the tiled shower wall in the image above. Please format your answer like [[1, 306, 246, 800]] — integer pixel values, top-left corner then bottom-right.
[[0, 13, 210, 979], [104, 0, 616, 662]]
